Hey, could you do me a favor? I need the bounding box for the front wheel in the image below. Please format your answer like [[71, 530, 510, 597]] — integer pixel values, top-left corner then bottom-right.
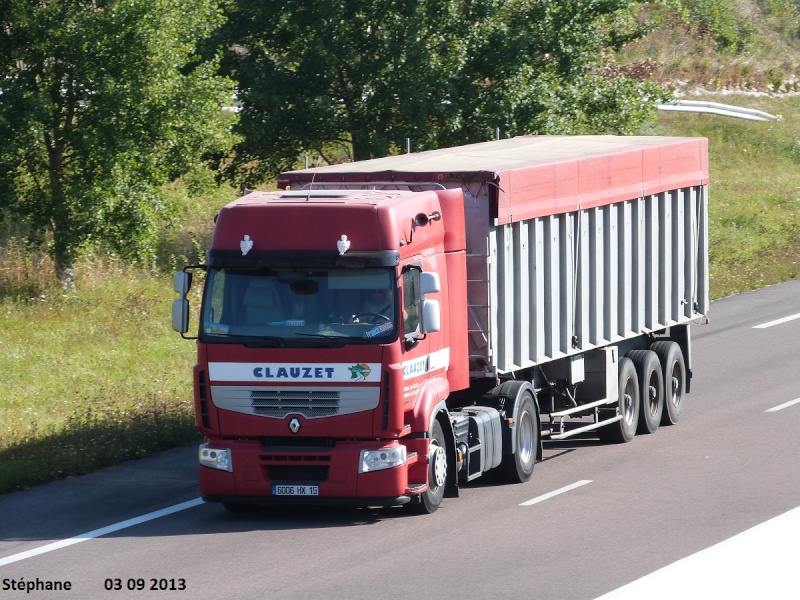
[[408, 419, 448, 514]]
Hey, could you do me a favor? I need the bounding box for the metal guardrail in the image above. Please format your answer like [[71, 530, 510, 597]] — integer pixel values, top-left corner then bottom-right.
[[656, 100, 781, 121]]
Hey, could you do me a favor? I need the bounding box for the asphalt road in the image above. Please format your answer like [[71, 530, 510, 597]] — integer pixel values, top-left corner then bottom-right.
[[2, 279, 800, 599]]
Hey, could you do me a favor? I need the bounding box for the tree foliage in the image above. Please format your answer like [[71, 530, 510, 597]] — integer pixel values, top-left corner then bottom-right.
[[0, 0, 238, 286], [222, 0, 671, 186]]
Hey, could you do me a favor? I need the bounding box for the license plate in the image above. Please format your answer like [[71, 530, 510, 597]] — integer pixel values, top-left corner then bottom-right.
[[272, 484, 319, 496]]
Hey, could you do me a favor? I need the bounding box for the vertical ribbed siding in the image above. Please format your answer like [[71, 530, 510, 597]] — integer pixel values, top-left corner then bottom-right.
[[485, 184, 708, 374]]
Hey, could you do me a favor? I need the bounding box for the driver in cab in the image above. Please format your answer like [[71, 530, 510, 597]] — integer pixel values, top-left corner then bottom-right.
[[351, 288, 393, 323]]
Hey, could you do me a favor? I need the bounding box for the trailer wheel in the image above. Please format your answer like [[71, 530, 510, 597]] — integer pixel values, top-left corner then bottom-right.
[[598, 357, 639, 443], [408, 419, 448, 514], [650, 341, 686, 425], [627, 350, 664, 434], [500, 392, 538, 483]]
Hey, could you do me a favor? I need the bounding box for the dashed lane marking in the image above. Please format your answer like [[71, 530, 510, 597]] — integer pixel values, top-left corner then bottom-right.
[[519, 480, 593, 506], [765, 398, 800, 413], [0, 498, 204, 567], [753, 313, 800, 329]]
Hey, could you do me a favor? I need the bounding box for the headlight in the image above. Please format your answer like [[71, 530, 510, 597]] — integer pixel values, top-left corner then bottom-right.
[[199, 444, 233, 472], [359, 445, 407, 473]]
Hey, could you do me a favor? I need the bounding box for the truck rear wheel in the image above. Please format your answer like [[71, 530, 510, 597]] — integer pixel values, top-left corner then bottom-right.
[[627, 350, 664, 434], [408, 419, 448, 514], [499, 392, 537, 483], [650, 341, 686, 425], [598, 357, 640, 443]]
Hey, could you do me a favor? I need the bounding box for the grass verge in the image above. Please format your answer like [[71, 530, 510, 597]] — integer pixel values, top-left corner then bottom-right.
[[0, 400, 197, 495], [0, 254, 203, 494]]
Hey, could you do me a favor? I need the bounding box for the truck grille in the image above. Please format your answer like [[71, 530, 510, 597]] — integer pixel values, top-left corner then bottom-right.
[[251, 390, 339, 418], [210, 385, 379, 419]]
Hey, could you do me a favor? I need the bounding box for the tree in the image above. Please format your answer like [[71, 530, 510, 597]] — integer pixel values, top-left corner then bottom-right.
[[220, 0, 468, 184], [0, 0, 238, 288], [222, 0, 670, 186]]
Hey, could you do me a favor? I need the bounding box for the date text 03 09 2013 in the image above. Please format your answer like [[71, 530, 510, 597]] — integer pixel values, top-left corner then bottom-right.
[[105, 579, 187, 591], [1, 577, 189, 593]]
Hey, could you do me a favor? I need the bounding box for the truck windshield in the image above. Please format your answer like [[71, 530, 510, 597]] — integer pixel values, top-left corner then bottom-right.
[[200, 267, 398, 346]]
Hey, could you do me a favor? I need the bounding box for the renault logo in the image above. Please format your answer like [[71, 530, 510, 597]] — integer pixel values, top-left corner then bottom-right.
[[288, 418, 301, 434]]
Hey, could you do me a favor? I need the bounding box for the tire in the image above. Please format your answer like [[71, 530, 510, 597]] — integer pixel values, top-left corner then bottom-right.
[[598, 357, 640, 444], [650, 341, 686, 425], [500, 392, 538, 483], [627, 350, 664, 434], [409, 419, 448, 514]]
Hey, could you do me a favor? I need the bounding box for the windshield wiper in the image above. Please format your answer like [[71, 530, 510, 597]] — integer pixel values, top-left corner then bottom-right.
[[242, 336, 286, 348], [205, 333, 285, 347], [294, 332, 365, 342]]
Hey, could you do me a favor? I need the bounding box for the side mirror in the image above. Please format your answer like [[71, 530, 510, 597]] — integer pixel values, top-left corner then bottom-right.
[[172, 266, 205, 339], [172, 299, 189, 334], [420, 272, 440, 296], [421, 299, 441, 334], [174, 271, 192, 297], [173, 270, 192, 334]]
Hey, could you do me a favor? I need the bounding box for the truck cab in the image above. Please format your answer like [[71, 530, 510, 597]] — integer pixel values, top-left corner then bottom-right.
[[173, 188, 469, 511]]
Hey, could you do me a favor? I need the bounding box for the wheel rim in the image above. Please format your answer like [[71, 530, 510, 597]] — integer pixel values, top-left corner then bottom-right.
[[518, 410, 534, 464], [668, 364, 683, 409], [430, 441, 447, 489], [623, 379, 636, 425], [647, 371, 660, 417]]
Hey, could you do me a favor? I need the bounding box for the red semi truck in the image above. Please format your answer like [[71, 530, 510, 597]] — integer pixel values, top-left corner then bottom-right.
[[172, 135, 709, 513]]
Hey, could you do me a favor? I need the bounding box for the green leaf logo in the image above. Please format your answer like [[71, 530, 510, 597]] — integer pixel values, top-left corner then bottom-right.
[[348, 363, 372, 382]]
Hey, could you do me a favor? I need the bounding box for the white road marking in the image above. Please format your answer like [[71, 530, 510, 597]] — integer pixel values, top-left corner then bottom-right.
[[520, 480, 592, 506], [594, 506, 800, 599], [765, 398, 800, 412], [753, 313, 800, 328], [0, 497, 204, 567]]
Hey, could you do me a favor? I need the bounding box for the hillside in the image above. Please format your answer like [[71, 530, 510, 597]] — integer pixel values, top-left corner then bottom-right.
[[617, 0, 800, 95]]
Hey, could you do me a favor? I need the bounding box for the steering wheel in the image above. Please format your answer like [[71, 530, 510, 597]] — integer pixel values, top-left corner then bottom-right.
[[353, 312, 391, 324]]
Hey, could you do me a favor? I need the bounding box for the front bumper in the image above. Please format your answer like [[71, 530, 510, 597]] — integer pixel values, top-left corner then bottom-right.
[[198, 439, 424, 506], [202, 493, 412, 507]]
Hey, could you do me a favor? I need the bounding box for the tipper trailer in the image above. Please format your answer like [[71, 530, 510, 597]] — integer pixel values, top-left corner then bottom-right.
[[173, 135, 709, 513]]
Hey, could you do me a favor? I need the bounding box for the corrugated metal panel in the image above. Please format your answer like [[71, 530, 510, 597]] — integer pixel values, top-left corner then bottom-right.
[[482, 185, 708, 374]]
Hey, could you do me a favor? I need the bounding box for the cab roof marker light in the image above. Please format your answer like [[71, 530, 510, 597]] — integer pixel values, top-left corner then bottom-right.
[[240, 235, 253, 256], [337, 234, 350, 255]]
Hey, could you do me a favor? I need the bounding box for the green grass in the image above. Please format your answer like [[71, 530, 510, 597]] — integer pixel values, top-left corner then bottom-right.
[[0, 259, 203, 493], [0, 178, 235, 494], [0, 177, 236, 494]]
